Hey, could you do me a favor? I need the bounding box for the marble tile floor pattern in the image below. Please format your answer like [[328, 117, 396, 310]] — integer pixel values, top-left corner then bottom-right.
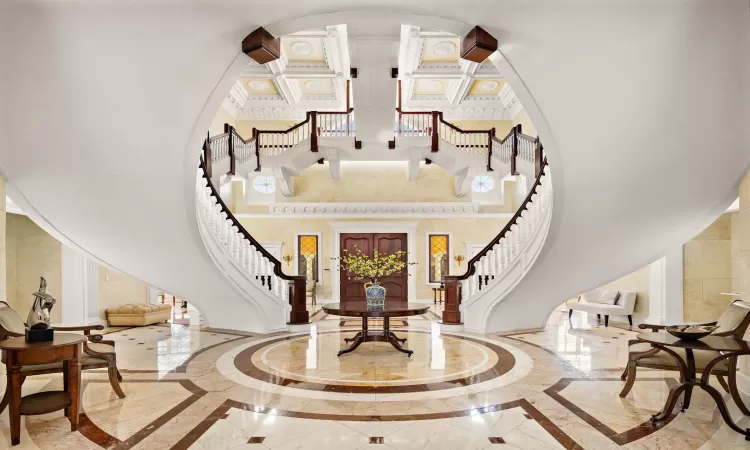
[[0, 308, 748, 449]]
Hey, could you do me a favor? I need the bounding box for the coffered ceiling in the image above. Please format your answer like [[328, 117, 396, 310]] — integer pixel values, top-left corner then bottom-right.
[[222, 24, 522, 123], [397, 26, 522, 120], [223, 25, 351, 121]]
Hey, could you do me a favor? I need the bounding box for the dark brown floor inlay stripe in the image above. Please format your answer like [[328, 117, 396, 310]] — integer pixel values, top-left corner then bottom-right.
[[247, 436, 265, 443], [488, 437, 505, 444], [169, 335, 249, 373], [369, 436, 384, 444], [234, 330, 515, 394], [544, 377, 679, 446], [170, 402, 232, 450], [78, 413, 121, 449]]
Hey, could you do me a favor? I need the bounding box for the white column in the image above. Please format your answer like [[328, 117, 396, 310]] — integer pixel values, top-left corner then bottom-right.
[[663, 246, 684, 324], [61, 246, 102, 326], [147, 286, 161, 305], [84, 258, 102, 326], [61, 246, 85, 326], [645, 246, 683, 325]]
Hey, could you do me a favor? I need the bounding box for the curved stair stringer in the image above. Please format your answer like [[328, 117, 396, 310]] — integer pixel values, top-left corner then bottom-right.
[[195, 163, 308, 332], [194, 173, 290, 333], [461, 183, 554, 333]]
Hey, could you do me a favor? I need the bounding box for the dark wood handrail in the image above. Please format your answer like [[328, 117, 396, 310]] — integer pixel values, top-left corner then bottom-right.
[[455, 155, 548, 281], [198, 156, 299, 282], [436, 112, 491, 134], [257, 112, 312, 134], [318, 108, 354, 115]]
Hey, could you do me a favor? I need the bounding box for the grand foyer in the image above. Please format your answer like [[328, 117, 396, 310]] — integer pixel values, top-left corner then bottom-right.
[[2, 1, 750, 449]]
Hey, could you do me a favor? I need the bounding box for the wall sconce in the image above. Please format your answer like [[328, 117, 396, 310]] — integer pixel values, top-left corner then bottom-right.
[[283, 255, 293, 266], [454, 255, 465, 265]]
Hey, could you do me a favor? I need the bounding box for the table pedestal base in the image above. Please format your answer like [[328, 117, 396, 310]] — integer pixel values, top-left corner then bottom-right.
[[650, 347, 750, 441], [338, 317, 412, 357]]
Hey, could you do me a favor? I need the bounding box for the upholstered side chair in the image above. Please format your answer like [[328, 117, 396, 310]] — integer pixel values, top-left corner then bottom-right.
[[0, 301, 125, 413], [619, 300, 750, 415]]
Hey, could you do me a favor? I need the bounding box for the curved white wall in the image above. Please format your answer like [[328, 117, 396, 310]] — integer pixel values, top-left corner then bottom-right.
[[1, 2, 748, 332]]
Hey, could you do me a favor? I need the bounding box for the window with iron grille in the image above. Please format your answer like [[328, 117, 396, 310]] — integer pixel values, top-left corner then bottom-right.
[[298, 235, 319, 282], [428, 234, 449, 284]]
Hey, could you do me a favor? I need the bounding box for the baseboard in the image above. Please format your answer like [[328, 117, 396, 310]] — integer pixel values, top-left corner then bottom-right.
[[738, 371, 750, 397]]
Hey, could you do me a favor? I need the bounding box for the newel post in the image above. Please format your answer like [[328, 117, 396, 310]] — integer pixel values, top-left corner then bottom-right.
[[310, 112, 318, 152], [288, 276, 310, 324], [441, 276, 463, 324], [224, 123, 236, 175], [487, 127, 496, 172], [253, 128, 261, 172], [534, 138, 544, 178], [511, 124, 521, 176], [204, 131, 213, 178], [431, 112, 439, 152]]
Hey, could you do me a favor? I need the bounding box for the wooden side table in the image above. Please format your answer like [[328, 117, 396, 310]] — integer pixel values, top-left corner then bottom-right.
[[0, 333, 87, 446], [433, 287, 445, 305]]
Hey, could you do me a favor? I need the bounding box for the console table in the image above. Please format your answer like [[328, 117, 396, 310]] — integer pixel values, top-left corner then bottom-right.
[[322, 302, 429, 357], [0, 333, 87, 446]]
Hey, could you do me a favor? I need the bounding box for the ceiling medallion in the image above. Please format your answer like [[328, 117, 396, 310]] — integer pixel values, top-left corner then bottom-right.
[[424, 80, 444, 92], [290, 40, 315, 57], [432, 41, 457, 57], [477, 80, 499, 92], [248, 80, 270, 91]]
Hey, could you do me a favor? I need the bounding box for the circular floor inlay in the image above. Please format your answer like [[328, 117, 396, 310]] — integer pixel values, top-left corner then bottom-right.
[[254, 332, 497, 386], [232, 330, 516, 394]]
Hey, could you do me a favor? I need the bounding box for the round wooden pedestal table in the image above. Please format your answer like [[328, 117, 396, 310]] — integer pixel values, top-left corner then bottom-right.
[[0, 333, 87, 446], [636, 332, 750, 440], [322, 302, 429, 357]]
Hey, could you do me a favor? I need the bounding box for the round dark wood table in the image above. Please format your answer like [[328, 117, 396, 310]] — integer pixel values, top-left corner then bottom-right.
[[636, 332, 750, 440], [0, 333, 87, 446], [322, 302, 430, 357]]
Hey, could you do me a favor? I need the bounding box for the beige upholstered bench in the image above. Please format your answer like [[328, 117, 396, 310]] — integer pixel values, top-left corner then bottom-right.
[[105, 303, 172, 327]]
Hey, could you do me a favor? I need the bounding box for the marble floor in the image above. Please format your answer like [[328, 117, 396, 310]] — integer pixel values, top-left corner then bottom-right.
[[1, 306, 749, 449]]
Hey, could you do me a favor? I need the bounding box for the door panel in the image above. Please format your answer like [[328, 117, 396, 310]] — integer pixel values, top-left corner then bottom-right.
[[340, 234, 372, 302], [339, 233, 408, 303], [374, 233, 408, 303]]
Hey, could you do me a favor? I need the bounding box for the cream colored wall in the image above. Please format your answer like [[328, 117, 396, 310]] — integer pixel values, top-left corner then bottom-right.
[[512, 109, 537, 137], [450, 120, 513, 138], [594, 265, 650, 321], [209, 106, 235, 136], [5, 214, 63, 323], [735, 171, 750, 391], [237, 217, 509, 300], [683, 213, 733, 322], [98, 266, 148, 319], [264, 163, 518, 207]]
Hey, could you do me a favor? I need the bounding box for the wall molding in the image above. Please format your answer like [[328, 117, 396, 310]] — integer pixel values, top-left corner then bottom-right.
[[267, 202, 479, 215]]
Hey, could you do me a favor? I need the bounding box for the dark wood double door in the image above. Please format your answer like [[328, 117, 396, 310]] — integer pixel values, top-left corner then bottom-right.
[[340, 233, 408, 303]]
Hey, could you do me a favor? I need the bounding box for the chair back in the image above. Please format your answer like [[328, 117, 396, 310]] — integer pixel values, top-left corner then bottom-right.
[[714, 300, 750, 337], [0, 302, 26, 340]]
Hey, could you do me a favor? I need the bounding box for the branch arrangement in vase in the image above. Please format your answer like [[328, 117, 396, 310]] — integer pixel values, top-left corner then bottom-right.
[[333, 248, 417, 284]]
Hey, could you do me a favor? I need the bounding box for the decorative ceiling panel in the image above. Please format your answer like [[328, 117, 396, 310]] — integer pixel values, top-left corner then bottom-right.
[[467, 79, 506, 96], [241, 78, 279, 96], [413, 78, 449, 96], [420, 38, 460, 64], [281, 37, 326, 63]]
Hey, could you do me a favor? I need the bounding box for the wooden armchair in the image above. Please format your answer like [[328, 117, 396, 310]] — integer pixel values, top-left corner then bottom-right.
[[620, 300, 750, 415], [0, 301, 125, 414]]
